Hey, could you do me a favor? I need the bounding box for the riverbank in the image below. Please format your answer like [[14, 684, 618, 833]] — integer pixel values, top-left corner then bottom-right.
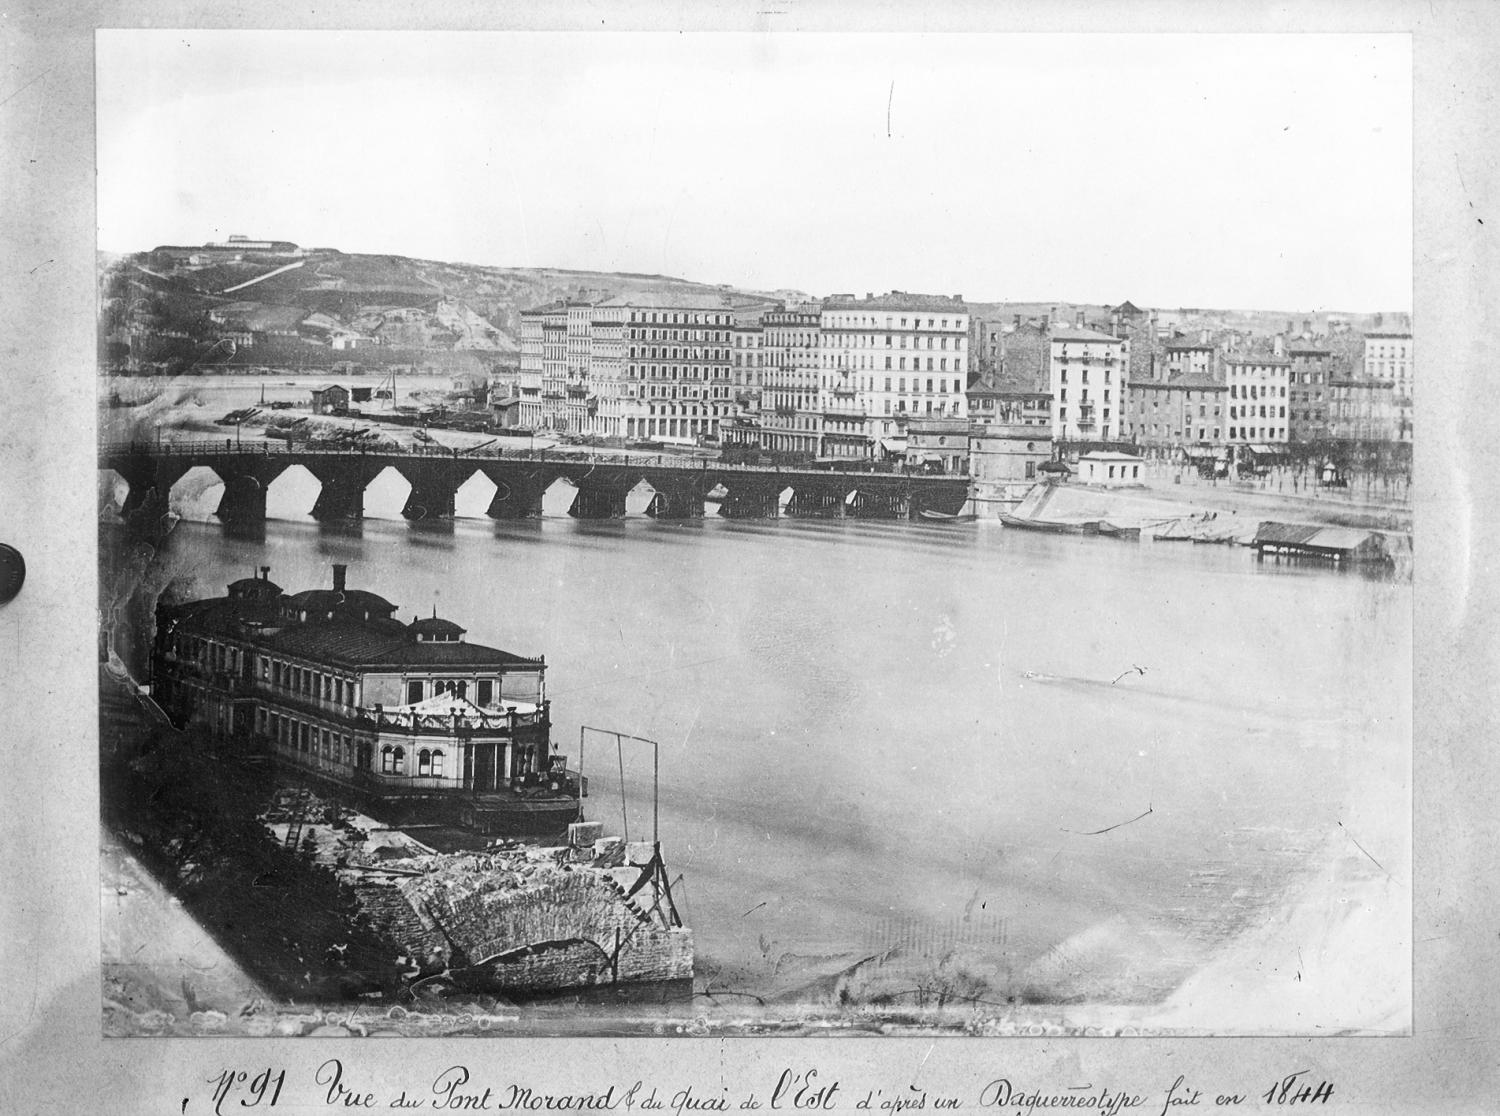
[[1003, 477, 1410, 537]]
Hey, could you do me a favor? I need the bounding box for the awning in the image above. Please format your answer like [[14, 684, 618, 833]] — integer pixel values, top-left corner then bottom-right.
[[879, 438, 908, 454], [1248, 444, 1278, 455]]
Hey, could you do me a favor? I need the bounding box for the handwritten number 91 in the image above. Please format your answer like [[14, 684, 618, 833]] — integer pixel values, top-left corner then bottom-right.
[[210, 1069, 286, 1115]]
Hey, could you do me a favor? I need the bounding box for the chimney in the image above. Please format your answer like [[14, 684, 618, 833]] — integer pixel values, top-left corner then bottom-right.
[[259, 565, 270, 581], [1013, 314, 1021, 330], [1286, 319, 1295, 335], [333, 564, 347, 592], [866, 292, 873, 300], [1075, 309, 1085, 328], [1273, 335, 1285, 357], [1302, 318, 1312, 336]]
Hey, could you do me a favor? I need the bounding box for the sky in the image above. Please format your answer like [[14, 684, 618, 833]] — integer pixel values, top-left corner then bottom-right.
[[96, 30, 1412, 311]]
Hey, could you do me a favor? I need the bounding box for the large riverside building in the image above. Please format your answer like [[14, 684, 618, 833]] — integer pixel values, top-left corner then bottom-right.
[[151, 565, 578, 833], [817, 292, 970, 459], [760, 305, 823, 456], [607, 292, 740, 444], [1049, 327, 1129, 441]]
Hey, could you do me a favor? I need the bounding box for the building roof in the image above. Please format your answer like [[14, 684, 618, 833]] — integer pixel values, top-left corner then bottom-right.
[[1164, 335, 1215, 351], [268, 622, 540, 670], [1112, 300, 1145, 316], [967, 367, 1050, 396], [159, 571, 543, 673], [409, 616, 467, 639], [1224, 356, 1292, 367], [1080, 451, 1144, 462], [1129, 374, 1223, 391], [1169, 372, 1224, 389], [821, 291, 968, 314], [1050, 326, 1123, 344], [1253, 522, 1387, 555], [597, 291, 738, 311]]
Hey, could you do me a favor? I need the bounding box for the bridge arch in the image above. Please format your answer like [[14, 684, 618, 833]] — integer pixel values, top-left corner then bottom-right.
[[363, 465, 413, 520], [99, 469, 129, 518], [168, 465, 225, 522], [266, 464, 321, 521], [541, 476, 578, 517], [453, 469, 498, 519]]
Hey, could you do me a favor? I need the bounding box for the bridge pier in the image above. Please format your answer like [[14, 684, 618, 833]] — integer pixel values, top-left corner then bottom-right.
[[309, 472, 366, 521], [400, 471, 460, 521], [785, 487, 851, 518], [485, 473, 545, 519], [570, 485, 629, 519], [907, 483, 971, 519], [848, 488, 908, 520], [214, 472, 268, 524], [304, 459, 389, 521], [716, 483, 781, 519], [646, 484, 704, 519], [118, 460, 191, 517]]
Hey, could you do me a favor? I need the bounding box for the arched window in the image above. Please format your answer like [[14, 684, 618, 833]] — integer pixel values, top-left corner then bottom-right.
[[418, 749, 432, 776], [381, 746, 394, 774], [455, 681, 468, 700], [392, 746, 405, 774], [431, 750, 444, 778]]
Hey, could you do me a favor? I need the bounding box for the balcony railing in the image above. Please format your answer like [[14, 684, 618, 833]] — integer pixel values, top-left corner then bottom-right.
[[360, 701, 550, 736]]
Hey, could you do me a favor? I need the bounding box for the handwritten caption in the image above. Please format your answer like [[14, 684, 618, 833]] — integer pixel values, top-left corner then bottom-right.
[[200, 1064, 1334, 1116]]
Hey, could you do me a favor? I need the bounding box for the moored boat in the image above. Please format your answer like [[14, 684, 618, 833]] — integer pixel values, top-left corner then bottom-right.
[[999, 513, 1102, 534]]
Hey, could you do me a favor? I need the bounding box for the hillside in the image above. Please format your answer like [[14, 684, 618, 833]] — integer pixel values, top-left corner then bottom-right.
[[98, 246, 803, 375]]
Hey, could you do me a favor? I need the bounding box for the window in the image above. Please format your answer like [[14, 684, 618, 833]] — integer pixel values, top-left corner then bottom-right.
[[407, 679, 423, 704], [418, 749, 433, 776]]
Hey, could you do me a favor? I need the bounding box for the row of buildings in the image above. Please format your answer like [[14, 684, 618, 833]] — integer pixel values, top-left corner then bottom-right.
[[498, 292, 1412, 464], [504, 290, 973, 459]]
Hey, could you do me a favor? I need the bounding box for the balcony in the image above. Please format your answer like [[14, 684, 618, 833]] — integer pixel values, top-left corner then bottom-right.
[[357, 700, 551, 737]]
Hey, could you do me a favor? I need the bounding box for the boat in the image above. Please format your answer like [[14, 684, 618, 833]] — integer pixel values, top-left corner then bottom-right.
[[149, 563, 583, 837], [919, 508, 973, 521], [1097, 521, 1142, 540], [999, 513, 1102, 534]]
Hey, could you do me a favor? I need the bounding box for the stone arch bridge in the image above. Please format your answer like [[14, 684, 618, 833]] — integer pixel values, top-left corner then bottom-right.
[[99, 441, 971, 523]]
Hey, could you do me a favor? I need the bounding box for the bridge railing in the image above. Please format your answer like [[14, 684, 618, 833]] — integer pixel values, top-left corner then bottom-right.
[[97, 438, 967, 484]]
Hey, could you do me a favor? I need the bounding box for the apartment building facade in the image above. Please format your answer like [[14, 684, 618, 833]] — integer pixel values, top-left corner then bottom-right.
[[1048, 326, 1129, 441], [1225, 356, 1292, 444], [818, 292, 970, 459]]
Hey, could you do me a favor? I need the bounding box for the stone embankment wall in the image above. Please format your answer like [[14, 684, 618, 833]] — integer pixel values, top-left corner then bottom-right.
[[346, 836, 693, 993]]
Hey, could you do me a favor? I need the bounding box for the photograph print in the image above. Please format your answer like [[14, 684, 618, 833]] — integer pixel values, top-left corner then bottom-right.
[[95, 29, 1412, 1037]]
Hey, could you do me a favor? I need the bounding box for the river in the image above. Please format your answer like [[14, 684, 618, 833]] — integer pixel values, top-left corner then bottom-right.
[[104, 484, 1410, 1024]]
